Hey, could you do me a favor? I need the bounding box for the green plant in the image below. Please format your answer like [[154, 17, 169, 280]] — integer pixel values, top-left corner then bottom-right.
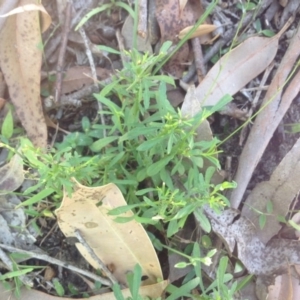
[[75, 0, 135, 31], [0, 41, 236, 290], [0, 253, 44, 299], [112, 264, 148, 300], [165, 243, 252, 299], [0, 4, 238, 298]]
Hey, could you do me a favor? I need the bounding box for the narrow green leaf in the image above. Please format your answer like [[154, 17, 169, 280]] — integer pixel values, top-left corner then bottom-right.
[[75, 5, 112, 30], [137, 136, 165, 152], [288, 220, 300, 232], [53, 278, 65, 297], [16, 188, 55, 208], [1, 108, 13, 139], [194, 208, 211, 233], [175, 262, 189, 268], [108, 204, 140, 215], [115, 2, 135, 18], [147, 156, 172, 176], [165, 277, 200, 300], [112, 283, 125, 300], [98, 45, 120, 55], [0, 268, 33, 280], [127, 264, 142, 299], [159, 41, 173, 54], [261, 29, 275, 37], [119, 126, 156, 142], [90, 136, 119, 152], [167, 219, 179, 237], [259, 214, 266, 229]]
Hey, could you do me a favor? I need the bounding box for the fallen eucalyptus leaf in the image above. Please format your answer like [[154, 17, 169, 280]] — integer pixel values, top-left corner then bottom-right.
[[55, 179, 163, 287], [230, 18, 300, 209], [242, 136, 300, 244], [194, 19, 292, 107], [0, 0, 51, 148]]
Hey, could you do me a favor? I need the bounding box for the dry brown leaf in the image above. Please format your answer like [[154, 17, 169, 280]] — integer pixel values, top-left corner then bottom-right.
[[0, 281, 168, 300], [194, 21, 291, 108], [155, 0, 203, 78], [178, 24, 217, 40], [0, 0, 51, 148], [242, 136, 300, 244], [0, 154, 24, 195], [61, 66, 111, 95], [268, 273, 295, 300], [230, 18, 300, 209], [55, 180, 163, 287]]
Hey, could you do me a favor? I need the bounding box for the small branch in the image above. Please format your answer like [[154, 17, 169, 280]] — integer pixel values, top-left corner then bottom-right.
[[74, 229, 118, 285], [78, 27, 107, 137], [0, 243, 112, 286], [138, 0, 148, 38]]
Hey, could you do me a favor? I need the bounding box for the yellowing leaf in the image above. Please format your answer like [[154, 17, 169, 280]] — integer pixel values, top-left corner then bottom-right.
[[55, 180, 163, 286]]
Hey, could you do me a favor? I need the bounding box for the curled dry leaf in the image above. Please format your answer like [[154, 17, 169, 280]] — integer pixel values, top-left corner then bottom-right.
[[0, 0, 51, 148], [55, 179, 163, 288]]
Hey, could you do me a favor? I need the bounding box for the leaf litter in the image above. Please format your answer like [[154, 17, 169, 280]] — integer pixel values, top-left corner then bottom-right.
[[1, 0, 300, 299]]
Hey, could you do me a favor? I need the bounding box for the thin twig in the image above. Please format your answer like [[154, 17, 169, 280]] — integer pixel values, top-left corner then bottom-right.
[[78, 27, 107, 137], [0, 243, 112, 286], [138, 0, 148, 39], [191, 37, 206, 82], [74, 229, 118, 285]]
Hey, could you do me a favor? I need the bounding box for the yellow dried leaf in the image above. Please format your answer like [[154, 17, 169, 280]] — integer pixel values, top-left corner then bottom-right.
[[178, 24, 217, 40], [0, 3, 51, 32], [0, 0, 50, 148], [55, 180, 163, 286]]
